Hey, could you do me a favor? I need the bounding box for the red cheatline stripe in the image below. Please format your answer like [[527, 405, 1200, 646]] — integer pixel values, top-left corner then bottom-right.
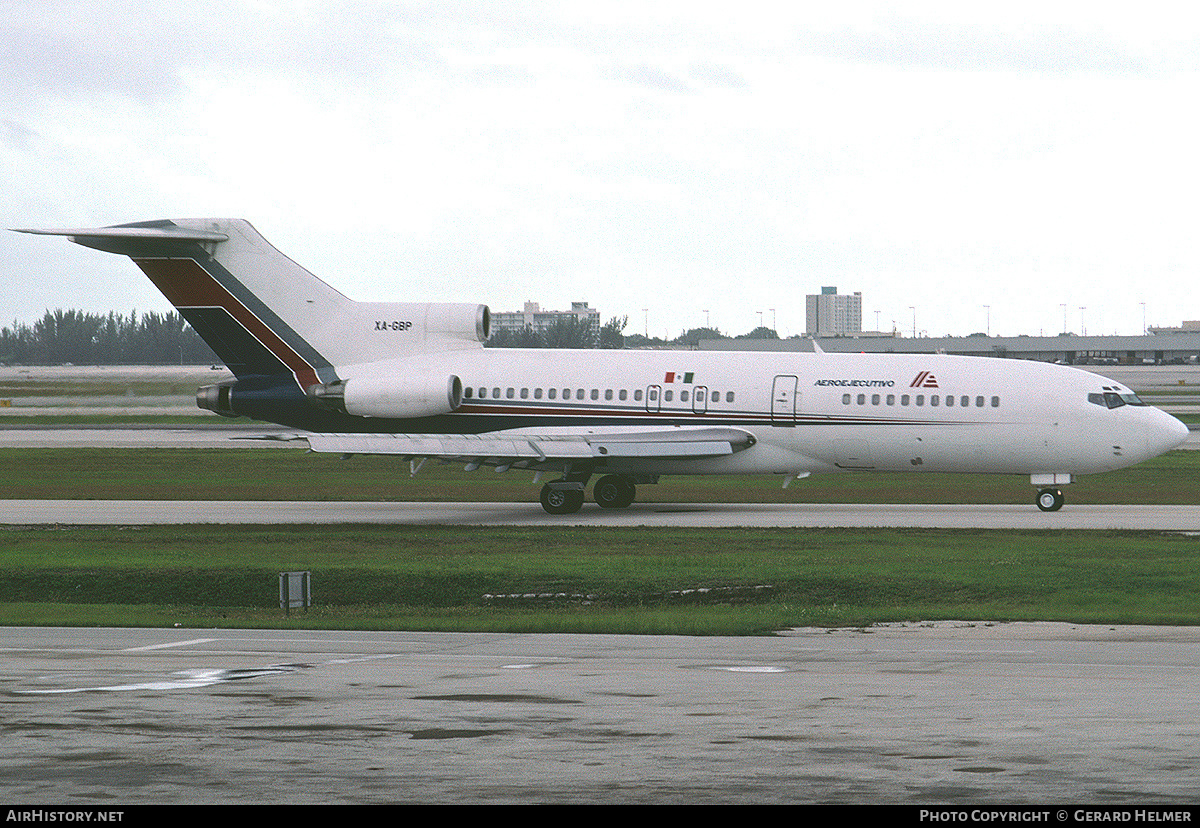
[[133, 258, 320, 389]]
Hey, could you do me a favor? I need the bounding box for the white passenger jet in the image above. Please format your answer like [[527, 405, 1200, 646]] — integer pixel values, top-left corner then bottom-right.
[[16, 219, 1190, 513]]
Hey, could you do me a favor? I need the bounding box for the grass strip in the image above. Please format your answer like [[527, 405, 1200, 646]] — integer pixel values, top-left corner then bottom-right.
[[2, 447, 1198, 503], [1, 526, 1197, 633]]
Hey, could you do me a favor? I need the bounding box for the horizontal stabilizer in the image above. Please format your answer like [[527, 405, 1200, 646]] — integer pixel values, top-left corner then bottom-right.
[[12, 225, 229, 243]]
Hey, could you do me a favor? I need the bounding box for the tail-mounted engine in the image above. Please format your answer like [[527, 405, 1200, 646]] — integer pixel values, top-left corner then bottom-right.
[[306, 373, 463, 419], [197, 382, 238, 417]]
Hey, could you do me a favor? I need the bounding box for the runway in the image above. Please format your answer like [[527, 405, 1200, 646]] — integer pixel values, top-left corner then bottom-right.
[[3, 623, 1198, 805], [4, 499, 1200, 529]]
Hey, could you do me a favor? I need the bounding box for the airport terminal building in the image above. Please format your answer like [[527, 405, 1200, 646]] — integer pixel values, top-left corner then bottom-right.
[[701, 331, 1200, 365]]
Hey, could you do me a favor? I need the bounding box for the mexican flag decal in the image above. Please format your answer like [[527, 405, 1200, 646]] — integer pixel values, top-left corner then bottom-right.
[[664, 372, 694, 383]]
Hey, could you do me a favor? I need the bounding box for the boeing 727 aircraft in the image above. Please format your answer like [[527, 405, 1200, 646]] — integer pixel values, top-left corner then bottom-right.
[[16, 219, 1190, 513]]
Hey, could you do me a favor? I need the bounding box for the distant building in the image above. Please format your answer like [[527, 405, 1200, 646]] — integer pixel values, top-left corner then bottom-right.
[[1149, 321, 1200, 335], [489, 301, 600, 342], [700, 332, 1200, 364], [805, 287, 862, 337]]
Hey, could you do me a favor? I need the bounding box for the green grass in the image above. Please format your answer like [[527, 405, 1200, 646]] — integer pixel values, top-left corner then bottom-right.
[[1, 525, 1198, 633], [1, 446, 1197, 504], [2, 444, 1197, 634]]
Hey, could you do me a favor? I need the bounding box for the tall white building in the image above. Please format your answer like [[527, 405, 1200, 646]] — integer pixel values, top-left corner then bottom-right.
[[805, 287, 862, 337], [489, 301, 600, 343]]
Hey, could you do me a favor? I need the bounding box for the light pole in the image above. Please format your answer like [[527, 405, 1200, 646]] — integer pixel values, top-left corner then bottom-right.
[[983, 305, 990, 337], [1079, 307, 1086, 337], [909, 307, 916, 338], [1060, 303, 1067, 334], [642, 309, 648, 339]]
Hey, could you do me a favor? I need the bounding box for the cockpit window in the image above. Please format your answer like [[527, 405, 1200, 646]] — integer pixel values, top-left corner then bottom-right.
[[1089, 391, 1147, 409]]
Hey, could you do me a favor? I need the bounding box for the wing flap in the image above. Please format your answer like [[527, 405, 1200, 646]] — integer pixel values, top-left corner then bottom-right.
[[304, 426, 755, 464]]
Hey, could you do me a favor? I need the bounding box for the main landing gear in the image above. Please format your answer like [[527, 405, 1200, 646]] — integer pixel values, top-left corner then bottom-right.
[[1036, 488, 1065, 512], [538, 474, 638, 514], [593, 475, 636, 509]]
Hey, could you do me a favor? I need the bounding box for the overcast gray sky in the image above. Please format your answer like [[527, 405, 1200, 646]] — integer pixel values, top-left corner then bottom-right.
[[4, 0, 1200, 340]]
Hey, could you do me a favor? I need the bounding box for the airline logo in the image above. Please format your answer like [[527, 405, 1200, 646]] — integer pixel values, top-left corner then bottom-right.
[[910, 371, 939, 388], [664, 372, 694, 383]]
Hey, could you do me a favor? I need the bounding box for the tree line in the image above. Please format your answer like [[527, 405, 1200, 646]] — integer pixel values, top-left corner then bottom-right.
[[0, 309, 218, 365], [485, 317, 790, 350], [2, 308, 795, 366]]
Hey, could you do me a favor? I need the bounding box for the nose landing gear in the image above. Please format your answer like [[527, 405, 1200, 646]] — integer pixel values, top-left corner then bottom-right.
[[1036, 488, 1065, 512]]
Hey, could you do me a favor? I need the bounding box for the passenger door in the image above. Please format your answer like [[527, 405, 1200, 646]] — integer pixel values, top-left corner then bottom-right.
[[771, 375, 798, 426]]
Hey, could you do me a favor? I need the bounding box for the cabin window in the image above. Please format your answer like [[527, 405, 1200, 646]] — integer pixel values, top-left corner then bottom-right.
[[520, 388, 529, 399], [991, 396, 1000, 407], [696, 389, 706, 402], [857, 394, 866, 405], [726, 392, 735, 403], [605, 389, 613, 401], [548, 388, 557, 400], [886, 394, 895, 405], [619, 390, 627, 401], [665, 390, 673, 401], [492, 388, 501, 399], [648, 389, 657, 401], [975, 396, 984, 407], [901, 394, 910, 406], [464, 388, 473, 398], [590, 389, 599, 401], [635, 389, 644, 401], [680, 391, 689, 402], [945, 395, 954, 407], [843, 394, 851, 405], [576, 389, 585, 400], [506, 388, 515, 399], [534, 388, 542, 399], [916, 395, 924, 406], [930, 395, 939, 406], [871, 394, 880, 405], [961, 395, 970, 407]]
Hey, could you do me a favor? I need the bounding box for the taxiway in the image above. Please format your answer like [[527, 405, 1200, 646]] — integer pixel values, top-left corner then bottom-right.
[[3, 623, 1198, 805], [4, 499, 1200, 529]]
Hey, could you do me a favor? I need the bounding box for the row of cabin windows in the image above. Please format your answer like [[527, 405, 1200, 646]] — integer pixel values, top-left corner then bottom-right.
[[463, 387, 738, 404], [842, 392, 1001, 408]]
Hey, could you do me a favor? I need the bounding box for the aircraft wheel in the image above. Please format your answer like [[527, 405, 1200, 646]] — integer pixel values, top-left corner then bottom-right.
[[540, 483, 584, 515], [1036, 488, 1064, 512], [594, 475, 636, 508]]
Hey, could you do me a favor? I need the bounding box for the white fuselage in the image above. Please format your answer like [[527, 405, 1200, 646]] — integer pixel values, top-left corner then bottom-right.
[[343, 348, 1190, 479]]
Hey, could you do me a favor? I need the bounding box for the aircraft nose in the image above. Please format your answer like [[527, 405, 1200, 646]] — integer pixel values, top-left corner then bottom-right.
[[1150, 412, 1191, 457]]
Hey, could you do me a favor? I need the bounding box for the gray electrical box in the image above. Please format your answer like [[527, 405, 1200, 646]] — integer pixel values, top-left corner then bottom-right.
[[279, 571, 311, 614]]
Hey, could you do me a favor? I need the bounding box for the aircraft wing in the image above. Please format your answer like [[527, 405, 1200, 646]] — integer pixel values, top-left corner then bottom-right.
[[303, 426, 756, 469]]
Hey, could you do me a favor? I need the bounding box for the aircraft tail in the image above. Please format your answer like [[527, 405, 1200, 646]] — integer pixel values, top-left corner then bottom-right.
[[15, 219, 489, 390]]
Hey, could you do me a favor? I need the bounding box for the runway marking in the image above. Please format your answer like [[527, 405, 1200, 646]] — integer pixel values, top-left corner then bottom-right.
[[123, 637, 218, 651], [712, 665, 788, 673]]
